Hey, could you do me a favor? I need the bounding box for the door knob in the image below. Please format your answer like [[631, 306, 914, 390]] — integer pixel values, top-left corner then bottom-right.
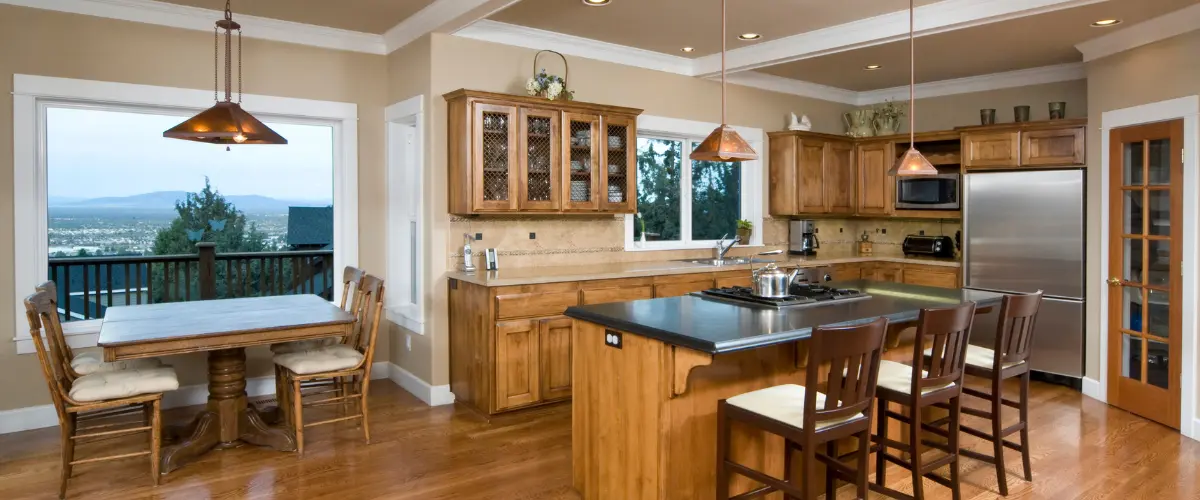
[[1107, 277, 1121, 286]]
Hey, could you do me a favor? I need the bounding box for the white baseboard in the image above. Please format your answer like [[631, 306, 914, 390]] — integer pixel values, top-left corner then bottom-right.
[[388, 363, 455, 407], [1189, 419, 1200, 442], [1081, 377, 1104, 403], [0, 361, 389, 435]]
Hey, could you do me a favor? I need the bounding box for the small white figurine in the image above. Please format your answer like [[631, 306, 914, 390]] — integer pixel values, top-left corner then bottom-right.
[[787, 113, 812, 131]]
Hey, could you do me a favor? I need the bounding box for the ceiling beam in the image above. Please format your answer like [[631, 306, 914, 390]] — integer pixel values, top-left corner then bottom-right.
[[692, 0, 1107, 77], [383, 0, 521, 53]]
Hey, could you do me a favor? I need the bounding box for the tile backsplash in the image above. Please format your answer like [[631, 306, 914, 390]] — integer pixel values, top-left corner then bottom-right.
[[811, 218, 962, 254]]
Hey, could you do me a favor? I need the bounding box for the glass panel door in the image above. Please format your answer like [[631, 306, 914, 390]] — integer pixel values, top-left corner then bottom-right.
[[599, 115, 636, 212], [518, 108, 560, 211], [1107, 120, 1183, 429], [563, 113, 599, 211], [472, 103, 518, 211]]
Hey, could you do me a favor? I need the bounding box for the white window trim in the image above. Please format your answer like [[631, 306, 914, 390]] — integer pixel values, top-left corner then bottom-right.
[[12, 74, 359, 354], [384, 95, 425, 335], [624, 115, 764, 252]]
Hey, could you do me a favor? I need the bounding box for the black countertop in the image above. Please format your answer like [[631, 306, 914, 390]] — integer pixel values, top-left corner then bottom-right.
[[563, 280, 1005, 354]]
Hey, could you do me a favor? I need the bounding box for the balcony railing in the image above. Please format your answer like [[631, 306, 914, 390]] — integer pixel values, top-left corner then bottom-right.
[[47, 243, 334, 322]]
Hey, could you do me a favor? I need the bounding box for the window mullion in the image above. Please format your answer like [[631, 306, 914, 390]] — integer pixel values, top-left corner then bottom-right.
[[681, 140, 693, 245]]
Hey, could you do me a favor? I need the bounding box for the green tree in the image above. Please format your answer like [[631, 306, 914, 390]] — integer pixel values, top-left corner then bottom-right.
[[635, 138, 682, 241], [690, 158, 741, 241], [152, 178, 269, 256]]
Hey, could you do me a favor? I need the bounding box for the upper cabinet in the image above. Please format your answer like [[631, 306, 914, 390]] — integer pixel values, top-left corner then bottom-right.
[[767, 131, 856, 216], [446, 90, 643, 215], [960, 119, 1086, 170], [855, 140, 894, 216]]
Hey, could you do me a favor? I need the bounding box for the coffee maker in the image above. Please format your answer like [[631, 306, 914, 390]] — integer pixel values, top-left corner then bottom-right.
[[789, 220, 820, 256]]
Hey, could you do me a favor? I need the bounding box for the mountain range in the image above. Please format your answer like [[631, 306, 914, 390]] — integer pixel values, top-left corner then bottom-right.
[[50, 191, 331, 213]]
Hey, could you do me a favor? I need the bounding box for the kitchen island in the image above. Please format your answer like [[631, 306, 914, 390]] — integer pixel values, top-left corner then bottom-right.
[[564, 280, 1002, 500]]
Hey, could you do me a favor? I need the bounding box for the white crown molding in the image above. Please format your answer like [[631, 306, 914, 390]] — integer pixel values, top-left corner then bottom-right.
[[454, 20, 696, 76], [721, 71, 860, 105], [383, 0, 520, 54], [1075, 3, 1200, 62], [0, 0, 387, 55], [692, 0, 1105, 77], [856, 62, 1087, 105]]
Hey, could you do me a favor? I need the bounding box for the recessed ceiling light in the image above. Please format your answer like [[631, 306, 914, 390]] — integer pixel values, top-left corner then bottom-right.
[[864, 64, 883, 70], [738, 33, 762, 41], [581, 0, 611, 6], [681, 47, 695, 53], [1091, 19, 1121, 27]]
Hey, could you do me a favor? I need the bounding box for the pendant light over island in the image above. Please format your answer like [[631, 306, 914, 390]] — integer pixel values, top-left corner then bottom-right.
[[888, 0, 937, 176], [690, 0, 758, 163]]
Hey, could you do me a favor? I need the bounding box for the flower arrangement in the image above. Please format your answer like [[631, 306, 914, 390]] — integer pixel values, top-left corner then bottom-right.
[[527, 69, 573, 101]]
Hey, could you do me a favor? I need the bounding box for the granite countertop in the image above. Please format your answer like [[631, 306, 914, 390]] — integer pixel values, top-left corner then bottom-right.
[[446, 250, 959, 287], [563, 280, 1003, 354]]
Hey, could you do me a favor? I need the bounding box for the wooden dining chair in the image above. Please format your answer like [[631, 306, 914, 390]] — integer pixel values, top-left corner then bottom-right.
[[872, 301, 976, 500], [25, 290, 179, 499], [716, 317, 888, 500], [930, 291, 1043, 495], [271, 266, 366, 401], [35, 281, 164, 378], [274, 274, 384, 456]]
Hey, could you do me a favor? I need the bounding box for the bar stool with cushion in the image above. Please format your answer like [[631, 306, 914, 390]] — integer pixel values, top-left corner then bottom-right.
[[716, 317, 888, 500], [25, 290, 179, 499], [274, 274, 384, 456], [36, 281, 164, 377], [927, 291, 1043, 495], [872, 301, 976, 500]]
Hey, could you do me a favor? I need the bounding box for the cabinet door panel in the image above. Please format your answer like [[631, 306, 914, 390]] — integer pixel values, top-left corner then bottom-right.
[[768, 136, 798, 216], [495, 320, 540, 411], [473, 103, 519, 211], [964, 131, 1020, 168], [539, 317, 574, 401], [797, 139, 826, 213], [902, 269, 959, 289], [518, 108, 561, 211], [495, 290, 580, 320], [581, 286, 654, 305], [824, 140, 855, 214], [1021, 127, 1084, 166], [857, 141, 894, 215], [599, 114, 637, 213], [563, 113, 601, 211], [653, 280, 715, 298]]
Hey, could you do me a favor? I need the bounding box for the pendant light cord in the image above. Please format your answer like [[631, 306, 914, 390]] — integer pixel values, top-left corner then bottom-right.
[[721, 0, 727, 126], [908, 0, 915, 146]]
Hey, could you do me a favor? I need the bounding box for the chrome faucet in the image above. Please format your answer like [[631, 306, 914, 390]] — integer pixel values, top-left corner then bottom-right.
[[712, 233, 737, 261]]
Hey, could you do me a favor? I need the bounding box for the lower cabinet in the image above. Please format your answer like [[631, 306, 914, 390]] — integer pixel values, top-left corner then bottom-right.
[[901, 264, 961, 289], [538, 316, 574, 402], [714, 270, 752, 288], [863, 262, 904, 282], [653, 273, 717, 297], [495, 319, 542, 411]]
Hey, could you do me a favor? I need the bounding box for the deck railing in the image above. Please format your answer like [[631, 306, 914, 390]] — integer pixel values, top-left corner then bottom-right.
[[47, 243, 334, 321]]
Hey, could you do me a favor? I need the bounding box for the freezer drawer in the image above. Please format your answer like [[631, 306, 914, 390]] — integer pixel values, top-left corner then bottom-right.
[[968, 296, 1083, 378]]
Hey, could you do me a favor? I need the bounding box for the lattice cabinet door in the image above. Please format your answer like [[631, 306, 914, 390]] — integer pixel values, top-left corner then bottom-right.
[[518, 108, 562, 211], [562, 112, 601, 211], [471, 103, 519, 211], [599, 114, 637, 213]]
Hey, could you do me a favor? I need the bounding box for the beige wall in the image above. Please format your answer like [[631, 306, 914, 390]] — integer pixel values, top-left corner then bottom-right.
[[1086, 30, 1200, 398], [0, 5, 389, 411], [911, 80, 1088, 132]]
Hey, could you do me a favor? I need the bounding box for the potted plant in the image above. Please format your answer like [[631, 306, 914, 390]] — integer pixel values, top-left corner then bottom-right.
[[736, 219, 753, 245]]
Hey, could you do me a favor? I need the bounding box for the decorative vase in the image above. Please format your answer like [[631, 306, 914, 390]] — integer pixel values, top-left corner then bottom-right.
[[980, 109, 996, 125], [1049, 102, 1066, 120], [843, 109, 875, 138], [736, 228, 751, 245], [873, 114, 900, 136], [1014, 105, 1031, 123]]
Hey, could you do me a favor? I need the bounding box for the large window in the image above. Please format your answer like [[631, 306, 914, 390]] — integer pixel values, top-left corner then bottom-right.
[[626, 116, 762, 251]]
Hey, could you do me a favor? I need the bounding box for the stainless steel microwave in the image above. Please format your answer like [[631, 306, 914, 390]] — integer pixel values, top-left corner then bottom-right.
[[895, 173, 961, 210]]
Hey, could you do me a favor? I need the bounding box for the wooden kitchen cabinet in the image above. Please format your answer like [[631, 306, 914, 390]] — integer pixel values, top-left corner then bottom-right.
[[960, 119, 1087, 169], [538, 316, 573, 402], [963, 131, 1020, 168], [863, 262, 904, 282], [824, 140, 856, 214], [1021, 126, 1085, 166], [831, 263, 863, 280], [902, 264, 960, 289], [653, 273, 716, 298], [580, 277, 654, 305], [714, 270, 753, 288], [856, 140, 895, 215], [495, 319, 541, 411], [446, 89, 642, 215], [767, 131, 855, 216]]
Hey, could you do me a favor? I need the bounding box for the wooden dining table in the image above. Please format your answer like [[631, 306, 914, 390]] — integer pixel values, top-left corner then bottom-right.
[[98, 294, 355, 474]]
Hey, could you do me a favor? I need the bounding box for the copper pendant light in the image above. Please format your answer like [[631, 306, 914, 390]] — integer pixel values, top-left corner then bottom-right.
[[164, 0, 286, 147], [690, 0, 758, 163], [888, 0, 936, 176]]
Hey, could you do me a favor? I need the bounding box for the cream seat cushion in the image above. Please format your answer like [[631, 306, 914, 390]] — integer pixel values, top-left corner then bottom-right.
[[726, 384, 865, 430], [274, 345, 364, 375], [923, 345, 1025, 370], [69, 367, 179, 402], [71, 351, 164, 376], [877, 360, 956, 395], [270, 338, 338, 355]]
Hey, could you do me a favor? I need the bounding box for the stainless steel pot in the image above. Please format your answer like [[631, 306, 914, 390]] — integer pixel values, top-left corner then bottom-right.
[[751, 250, 799, 298]]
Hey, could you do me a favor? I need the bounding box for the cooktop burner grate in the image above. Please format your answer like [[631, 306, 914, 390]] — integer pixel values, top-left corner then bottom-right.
[[697, 285, 870, 309]]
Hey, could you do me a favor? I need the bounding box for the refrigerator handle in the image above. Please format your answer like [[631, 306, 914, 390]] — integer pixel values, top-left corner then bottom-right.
[[961, 175, 970, 288]]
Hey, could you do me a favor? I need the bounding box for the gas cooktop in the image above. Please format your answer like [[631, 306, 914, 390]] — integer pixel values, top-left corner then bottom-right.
[[696, 284, 870, 309]]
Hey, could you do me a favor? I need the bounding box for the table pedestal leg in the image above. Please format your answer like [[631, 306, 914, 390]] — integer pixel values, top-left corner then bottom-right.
[[160, 348, 296, 474]]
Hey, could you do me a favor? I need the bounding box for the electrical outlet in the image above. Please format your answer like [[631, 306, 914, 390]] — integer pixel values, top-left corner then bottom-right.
[[881, 228, 887, 235], [919, 230, 925, 235], [475, 232, 482, 241], [529, 232, 536, 239], [815, 228, 819, 234], [604, 329, 623, 349], [839, 227, 844, 233], [406, 334, 412, 352]]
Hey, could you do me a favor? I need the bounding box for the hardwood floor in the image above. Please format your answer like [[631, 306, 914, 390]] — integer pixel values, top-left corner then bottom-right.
[[0, 380, 1197, 499]]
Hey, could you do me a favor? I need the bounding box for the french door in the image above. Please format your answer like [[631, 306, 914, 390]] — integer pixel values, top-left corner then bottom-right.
[[1106, 120, 1183, 429]]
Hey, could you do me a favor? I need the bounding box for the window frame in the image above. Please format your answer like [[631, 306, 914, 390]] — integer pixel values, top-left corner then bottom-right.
[[12, 74, 359, 354], [624, 115, 764, 252], [385, 95, 425, 335]]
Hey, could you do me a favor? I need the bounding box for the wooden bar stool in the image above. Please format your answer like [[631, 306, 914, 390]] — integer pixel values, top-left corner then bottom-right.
[[930, 291, 1043, 495], [872, 302, 976, 500], [716, 317, 888, 500]]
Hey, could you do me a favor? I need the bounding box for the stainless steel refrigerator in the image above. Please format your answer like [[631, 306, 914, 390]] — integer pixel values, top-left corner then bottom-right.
[[963, 169, 1085, 379]]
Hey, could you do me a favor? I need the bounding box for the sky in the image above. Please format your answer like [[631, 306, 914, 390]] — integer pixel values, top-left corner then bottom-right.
[[46, 106, 334, 202]]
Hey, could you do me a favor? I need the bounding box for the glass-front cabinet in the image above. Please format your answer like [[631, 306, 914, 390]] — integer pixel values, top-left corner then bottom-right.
[[446, 89, 642, 215]]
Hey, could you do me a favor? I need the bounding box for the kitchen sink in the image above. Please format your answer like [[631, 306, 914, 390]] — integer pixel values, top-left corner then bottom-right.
[[675, 257, 775, 267]]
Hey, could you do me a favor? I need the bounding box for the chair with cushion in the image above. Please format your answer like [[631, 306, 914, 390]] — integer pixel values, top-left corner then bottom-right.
[[872, 301, 976, 500], [25, 290, 179, 499], [270, 266, 365, 355], [716, 317, 888, 500], [275, 273, 384, 456], [928, 291, 1043, 495], [36, 281, 164, 377]]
